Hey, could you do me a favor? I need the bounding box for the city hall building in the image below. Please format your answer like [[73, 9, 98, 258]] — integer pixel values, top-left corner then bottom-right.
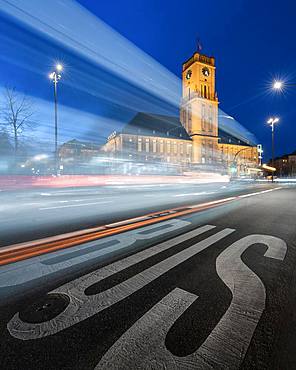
[[101, 51, 258, 174]]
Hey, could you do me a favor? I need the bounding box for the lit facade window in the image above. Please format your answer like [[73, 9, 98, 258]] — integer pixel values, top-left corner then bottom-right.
[[167, 141, 171, 153], [174, 141, 177, 154], [180, 143, 183, 154], [188, 105, 192, 132], [187, 144, 192, 155], [153, 140, 157, 153], [146, 139, 149, 152], [138, 138, 142, 152], [202, 140, 206, 154], [202, 104, 206, 131], [208, 106, 213, 132], [160, 140, 164, 153]]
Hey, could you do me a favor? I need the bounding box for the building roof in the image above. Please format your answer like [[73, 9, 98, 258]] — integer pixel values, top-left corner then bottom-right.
[[121, 112, 255, 147], [60, 139, 101, 150], [218, 129, 252, 147], [121, 112, 192, 140]]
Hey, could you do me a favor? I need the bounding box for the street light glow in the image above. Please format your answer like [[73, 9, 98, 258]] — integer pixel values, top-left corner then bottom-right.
[[49, 72, 55, 79], [267, 117, 279, 124], [273, 80, 283, 90], [56, 63, 63, 72]]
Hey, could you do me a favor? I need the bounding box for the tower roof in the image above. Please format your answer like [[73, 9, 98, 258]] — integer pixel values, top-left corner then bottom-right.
[[182, 52, 215, 71]]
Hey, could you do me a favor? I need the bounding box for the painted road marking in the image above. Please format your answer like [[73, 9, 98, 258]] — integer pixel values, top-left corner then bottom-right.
[[7, 226, 232, 339], [96, 234, 287, 370], [39, 200, 113, 210], [97, 288, 198, 370], [173, 191, 216, 197], [0, 219, 191, 288]]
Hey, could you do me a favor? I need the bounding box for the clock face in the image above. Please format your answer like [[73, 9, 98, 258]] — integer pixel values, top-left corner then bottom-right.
[[186, 70, 192, 80], [202, 67, 210, 77]]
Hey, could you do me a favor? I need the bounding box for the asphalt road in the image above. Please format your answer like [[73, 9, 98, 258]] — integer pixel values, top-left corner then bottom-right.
[[1, 183, 296, 369]]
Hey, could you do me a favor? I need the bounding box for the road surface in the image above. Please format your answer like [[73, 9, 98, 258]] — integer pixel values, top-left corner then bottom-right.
[[0, 182, 296, 369]]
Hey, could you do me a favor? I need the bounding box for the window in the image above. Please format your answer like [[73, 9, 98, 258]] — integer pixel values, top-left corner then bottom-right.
[[204, 85, 207, 99], [202, 104, 206, 131], [180, 143, 183, 154], [208, 106, 213, 132], [187, 144, 192, 155], [145, 139, 149, 152], [188, 105, 192, 132], [167, 141, 171, 154], [202, 140, 206, 154], [160, 140, 164, 153], [138, 138, 142, 152], [153, 140, 157, 153], [174, 141, 177, 154]]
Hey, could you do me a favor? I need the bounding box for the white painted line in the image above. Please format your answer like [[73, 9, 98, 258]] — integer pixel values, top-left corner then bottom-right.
[[189, 197, 236, 209], [173, 191, 216, 197], [39, 201, 113, 210], [8, 225, 232, 339], [238, 187, 282, 198]]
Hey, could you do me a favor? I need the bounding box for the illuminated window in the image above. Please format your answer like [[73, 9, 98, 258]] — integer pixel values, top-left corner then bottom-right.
[[153, 140, 157, 153], [167, 141, 171, 153], [180, 143, 183, 154], [160, 140, 164, 153], [202, 104, 206, 131], [188, 105, 192, 131], [208, 106, 213, 132], [146, 139, 149, 152], [138, 138, 142, 152], [174, 141, 177, 154], [187, 144, 192, 155]]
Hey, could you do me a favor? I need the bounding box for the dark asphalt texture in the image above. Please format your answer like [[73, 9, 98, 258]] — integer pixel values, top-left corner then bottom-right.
[[0, 184, 295, 369]]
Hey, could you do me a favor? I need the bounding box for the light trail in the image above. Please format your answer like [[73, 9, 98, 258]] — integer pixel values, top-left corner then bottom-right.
[[0, 186, 282, 267], [0, 0, 257, 150]]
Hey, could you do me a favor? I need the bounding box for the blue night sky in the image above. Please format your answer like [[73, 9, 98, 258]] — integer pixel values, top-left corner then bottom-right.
[[0, 0, 295, 160]]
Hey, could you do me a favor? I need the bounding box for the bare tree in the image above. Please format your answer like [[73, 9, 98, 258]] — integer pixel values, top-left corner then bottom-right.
[[1, 87, 35, 155]]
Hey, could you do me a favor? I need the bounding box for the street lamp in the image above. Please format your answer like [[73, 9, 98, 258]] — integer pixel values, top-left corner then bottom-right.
[[49, 63, 63, 175], [273, 80, 283, 91], [267, 117, 279, 183]]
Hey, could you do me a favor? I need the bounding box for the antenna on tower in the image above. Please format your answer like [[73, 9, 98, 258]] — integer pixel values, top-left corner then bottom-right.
[[196, 37, 203, 52]]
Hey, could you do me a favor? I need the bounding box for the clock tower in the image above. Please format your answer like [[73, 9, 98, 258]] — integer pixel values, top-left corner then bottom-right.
[[180, 52, 219, 164]]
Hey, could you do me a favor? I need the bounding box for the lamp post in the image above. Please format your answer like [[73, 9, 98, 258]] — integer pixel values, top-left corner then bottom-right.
[[49, 64, 63, 175], [267, 117, 279, 183]]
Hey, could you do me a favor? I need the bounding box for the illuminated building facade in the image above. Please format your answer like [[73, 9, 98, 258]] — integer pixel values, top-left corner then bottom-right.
[[102, 51, 259, 175]]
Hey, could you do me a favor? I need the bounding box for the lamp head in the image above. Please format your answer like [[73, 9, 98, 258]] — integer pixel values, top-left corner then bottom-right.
[[267, 117, 279, 125], [56, 63, 63, 72], [273, 80, 283, 90]]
